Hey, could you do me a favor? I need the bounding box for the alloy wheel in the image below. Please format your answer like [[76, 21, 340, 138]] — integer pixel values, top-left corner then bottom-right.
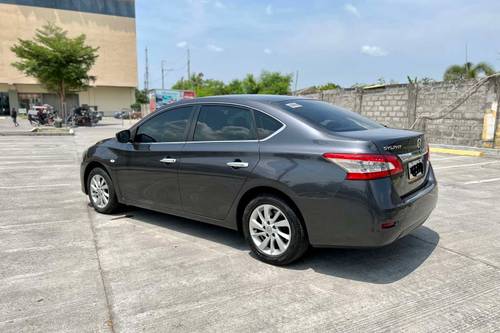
[[249, 204, 291, 256], [90, 174, 110, 209]]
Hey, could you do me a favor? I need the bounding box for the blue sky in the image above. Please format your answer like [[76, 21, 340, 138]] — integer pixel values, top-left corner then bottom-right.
[[136, 0, 500, 89]]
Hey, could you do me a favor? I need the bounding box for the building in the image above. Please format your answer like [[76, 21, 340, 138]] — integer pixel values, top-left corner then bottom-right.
[[0, 0, 137, 116]]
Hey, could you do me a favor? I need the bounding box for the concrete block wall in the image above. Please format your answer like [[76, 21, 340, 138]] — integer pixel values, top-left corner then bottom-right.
[[301, 80, 499, 148]]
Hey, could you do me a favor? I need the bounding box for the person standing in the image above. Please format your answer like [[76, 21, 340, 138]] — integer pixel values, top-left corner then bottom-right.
[[10, 107, 19, 127]]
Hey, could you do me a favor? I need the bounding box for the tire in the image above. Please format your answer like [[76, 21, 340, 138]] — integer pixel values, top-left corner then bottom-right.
[[242, 195, 309, 265], [87, 167, 120, 214]]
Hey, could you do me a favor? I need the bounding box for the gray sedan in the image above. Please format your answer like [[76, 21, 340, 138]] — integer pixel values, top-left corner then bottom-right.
[[80, 95, 438, 265]]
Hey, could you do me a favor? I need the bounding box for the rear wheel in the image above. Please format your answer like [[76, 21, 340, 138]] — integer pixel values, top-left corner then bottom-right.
[[87, 168, 120, 214], [242, 195, 309, 265]]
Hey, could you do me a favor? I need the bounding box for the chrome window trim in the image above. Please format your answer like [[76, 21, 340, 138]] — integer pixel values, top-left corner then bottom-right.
[[139, 101, 286, 144]]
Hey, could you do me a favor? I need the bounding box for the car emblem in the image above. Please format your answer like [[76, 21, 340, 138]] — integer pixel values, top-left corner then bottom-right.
[[416, 138, 422, 149]]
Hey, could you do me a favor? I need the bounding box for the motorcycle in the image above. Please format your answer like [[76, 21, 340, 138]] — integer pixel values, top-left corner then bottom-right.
[[66, 105, 100, 127], [28, 105, 56, 126]]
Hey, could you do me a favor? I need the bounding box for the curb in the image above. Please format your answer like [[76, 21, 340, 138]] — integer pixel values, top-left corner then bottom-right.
[[430, 147, 483, 157], [0, 132, 74, 136], [430, 144, 500, 158]]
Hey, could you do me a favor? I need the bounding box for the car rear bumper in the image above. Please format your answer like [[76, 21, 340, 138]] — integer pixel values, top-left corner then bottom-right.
[[301, 163, 438, 248]]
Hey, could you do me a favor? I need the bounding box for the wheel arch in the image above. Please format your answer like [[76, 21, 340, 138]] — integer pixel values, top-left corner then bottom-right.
[[83, 161, 112, 194], [236, 186, 308, 238]]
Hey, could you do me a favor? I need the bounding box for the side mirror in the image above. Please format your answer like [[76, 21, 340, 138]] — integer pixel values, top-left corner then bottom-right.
[[116, 129, 131, 143]]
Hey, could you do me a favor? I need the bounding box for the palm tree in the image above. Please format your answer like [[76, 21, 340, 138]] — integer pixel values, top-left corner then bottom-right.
[[443, 62, 495, 81]]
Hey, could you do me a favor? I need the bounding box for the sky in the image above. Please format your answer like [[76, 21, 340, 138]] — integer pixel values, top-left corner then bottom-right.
[[135, 0, 500, 90]]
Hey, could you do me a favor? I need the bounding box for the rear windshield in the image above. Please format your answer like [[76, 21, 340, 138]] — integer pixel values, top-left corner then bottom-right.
[[276, 99, 383, 132]]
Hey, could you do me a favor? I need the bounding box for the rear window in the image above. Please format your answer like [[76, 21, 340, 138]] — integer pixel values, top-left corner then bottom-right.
[[276, 99, 382, 132]]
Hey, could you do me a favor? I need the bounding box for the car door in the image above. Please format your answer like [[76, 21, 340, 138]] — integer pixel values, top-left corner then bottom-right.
[[179, 104, 260, 221], [116, 105, 194, 212]]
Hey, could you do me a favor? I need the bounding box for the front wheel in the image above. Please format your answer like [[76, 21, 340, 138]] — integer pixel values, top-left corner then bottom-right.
[[242, 195, 309, 265], [87, 168, 120, 214]]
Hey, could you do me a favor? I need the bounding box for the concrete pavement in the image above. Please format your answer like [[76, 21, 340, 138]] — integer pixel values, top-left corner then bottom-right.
[[0, 119, 499, 332]]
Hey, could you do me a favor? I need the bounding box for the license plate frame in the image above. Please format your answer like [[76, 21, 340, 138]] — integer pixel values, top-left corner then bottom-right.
[[408, 158, 424, 181]]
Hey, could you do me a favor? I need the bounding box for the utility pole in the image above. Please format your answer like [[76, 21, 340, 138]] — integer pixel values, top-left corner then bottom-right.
[[465, 42, 468, 65], [161, 60, 165, 90], [161, 60, 173, 90], [294, 70, 299, 95], [144, 47, 149, 92], [187, 47, 191, 89]]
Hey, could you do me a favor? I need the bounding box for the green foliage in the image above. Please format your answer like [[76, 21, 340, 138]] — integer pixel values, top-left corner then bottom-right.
[[171, 71, 293, 96], [171, 78, 191, 91], [197, 79, 226, 97], [257, 71, 293, 95], [443, 62, 495, 81], [130, 102, 141, 111], [241, 74, 259, 94], [10, 23, 99, 115], [225, 79, 245, 94], [315, 82, 340, 91], [135, 88, 149, 104]]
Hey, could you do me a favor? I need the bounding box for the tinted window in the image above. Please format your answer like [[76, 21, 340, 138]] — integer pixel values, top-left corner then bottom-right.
[[255, 111, 283, 139], [194, 105, 256, 141], [135, 107, 192, 143], [277, 100, 383, 132]]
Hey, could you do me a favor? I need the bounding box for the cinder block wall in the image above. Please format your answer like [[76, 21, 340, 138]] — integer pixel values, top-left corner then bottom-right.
[[300, 80, 498, 148]]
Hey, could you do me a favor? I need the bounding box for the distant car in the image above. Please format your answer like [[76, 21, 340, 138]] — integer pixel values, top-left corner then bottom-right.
[[81, 95, 438, 265], [113, 111, 129, 119]]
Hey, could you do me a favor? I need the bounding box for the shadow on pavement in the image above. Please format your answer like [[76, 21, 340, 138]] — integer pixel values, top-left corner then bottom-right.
[[288, 226, 439, 284], [119, 207, 439, 284]]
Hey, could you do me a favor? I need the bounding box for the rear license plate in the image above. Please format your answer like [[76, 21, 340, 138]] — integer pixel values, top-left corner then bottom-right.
[[408, 158, 424, 180]]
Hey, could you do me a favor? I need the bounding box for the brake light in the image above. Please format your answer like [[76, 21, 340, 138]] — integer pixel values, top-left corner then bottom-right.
[[323, 153, 403, 180]]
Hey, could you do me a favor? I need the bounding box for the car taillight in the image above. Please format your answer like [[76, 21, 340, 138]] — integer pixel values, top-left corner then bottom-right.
[[322, 153, 403, 180]]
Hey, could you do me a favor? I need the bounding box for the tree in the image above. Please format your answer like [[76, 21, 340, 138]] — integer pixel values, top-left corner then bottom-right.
[[170, 71, 293, 96], [197, 79, 226, 97], [258, 71, 293, 95], [11, 23, 99, 121], [226, 79, 244, 94], [131, 88, 149, 111], [135, 88, 149, 104], [317, 82, 340, 91], [241, 74, 259, 94], [171, 77, 191, 91], [443, 62, 495, 81]]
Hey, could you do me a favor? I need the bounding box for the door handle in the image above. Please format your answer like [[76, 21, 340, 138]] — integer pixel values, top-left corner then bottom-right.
[[160, 157, 177, 164], [226, 161, 249, 168]]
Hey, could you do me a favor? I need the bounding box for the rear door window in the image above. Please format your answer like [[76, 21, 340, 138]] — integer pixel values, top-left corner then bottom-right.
[[193, 105, 256, 141], [135, 106, 193, 143], [254, 111, 283, 139], [277, 99, 382, 132]]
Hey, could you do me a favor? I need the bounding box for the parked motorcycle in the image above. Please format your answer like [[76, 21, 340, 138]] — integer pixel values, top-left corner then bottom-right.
[[66, 105, 100, 127], [28, 105, 56, 126]]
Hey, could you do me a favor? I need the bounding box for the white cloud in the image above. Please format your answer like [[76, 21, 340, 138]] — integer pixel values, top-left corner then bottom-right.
[[344, 4, 360, 17], [207, 44, 224, 52], [265, 4, 273, 15], [214, 1, 225, 9], [176, 41, 188, 48], [361, 45, 388, 56], [263, 48, 272, 55]]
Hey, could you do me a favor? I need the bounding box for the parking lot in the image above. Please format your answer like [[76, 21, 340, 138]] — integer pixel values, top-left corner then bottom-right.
[[1, 119, 500, 332]]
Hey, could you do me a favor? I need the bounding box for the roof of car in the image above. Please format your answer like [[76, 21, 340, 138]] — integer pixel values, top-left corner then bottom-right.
[[176, 94, 304, 105]]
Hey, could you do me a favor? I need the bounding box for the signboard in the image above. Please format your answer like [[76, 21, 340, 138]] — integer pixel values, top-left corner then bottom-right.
[[149, 89, 196, 112], [182, 90, 196, 99]]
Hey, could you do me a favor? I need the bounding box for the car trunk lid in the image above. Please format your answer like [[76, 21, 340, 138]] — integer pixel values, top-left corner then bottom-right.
[[335, 128, 428, 196]]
